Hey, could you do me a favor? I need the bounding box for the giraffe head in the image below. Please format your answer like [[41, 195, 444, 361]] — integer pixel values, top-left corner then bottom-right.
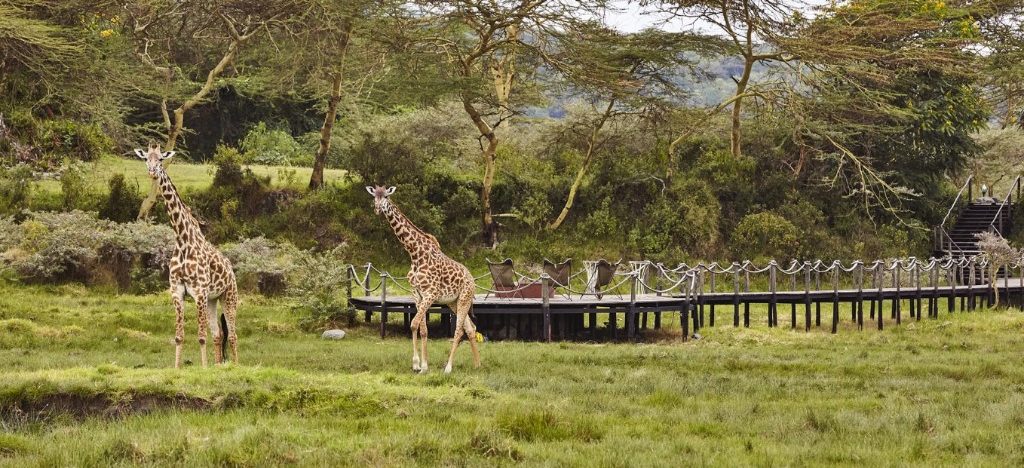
[[134, 143, 175, 179], [365, 185, 396, 215]]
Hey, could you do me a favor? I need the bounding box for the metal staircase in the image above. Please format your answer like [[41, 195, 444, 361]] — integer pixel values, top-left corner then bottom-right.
[[934, 175, 1020, 260]]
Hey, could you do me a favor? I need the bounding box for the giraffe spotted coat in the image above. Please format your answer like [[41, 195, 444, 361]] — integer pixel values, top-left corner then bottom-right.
[[137, 144, 239, 368], [367, 185, 479, 374]]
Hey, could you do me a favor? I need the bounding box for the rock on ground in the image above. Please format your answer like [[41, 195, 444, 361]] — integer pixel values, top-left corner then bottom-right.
[[321, 329, 346, 340]]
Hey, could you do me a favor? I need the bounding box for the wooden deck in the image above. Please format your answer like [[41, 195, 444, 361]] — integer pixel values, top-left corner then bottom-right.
[[349, 281, 1021, 342]]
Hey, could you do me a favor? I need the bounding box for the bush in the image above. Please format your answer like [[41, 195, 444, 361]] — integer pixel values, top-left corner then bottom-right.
[[0, 164, 33, 216], [223, 237, 305, 294], [731, 212, 800, 261], [288, 245, 353, 330], [0, 211, 174, 289], [98, 174, 143, 223], [38, 119, 113, 162], [60, 161, 94, 210], [240, 122, 308, 166]]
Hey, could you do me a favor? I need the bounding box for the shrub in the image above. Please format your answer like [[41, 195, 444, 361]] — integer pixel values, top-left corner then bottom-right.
[[240, 122, 308, 166], [223, 237, 305, 294], [5, 211, 110, 282], [60, 161, 94, 210], [38, 119, 113, 162], [288, 245, 353, 330], [0, 163, 33, 216], [731, 212, 800, 261], [98, 174, 143, 222]]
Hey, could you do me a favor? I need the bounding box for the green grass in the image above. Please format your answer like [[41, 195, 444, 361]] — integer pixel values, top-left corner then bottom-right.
[[1, 282, 1024, 466], [37, 156, 347, 194]]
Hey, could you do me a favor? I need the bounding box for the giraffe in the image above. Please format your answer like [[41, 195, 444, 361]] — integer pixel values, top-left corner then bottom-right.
[[366, 185, 480, 374], [135, 143, 239, 368]]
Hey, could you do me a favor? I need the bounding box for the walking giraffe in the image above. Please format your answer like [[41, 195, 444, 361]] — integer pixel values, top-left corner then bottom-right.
[[136, 143, 239, 368], [366, 186, 480, 374]]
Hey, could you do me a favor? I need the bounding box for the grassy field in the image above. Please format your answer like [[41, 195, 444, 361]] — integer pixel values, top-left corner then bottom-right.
[[37, 156, 347, 194], [1, 282, 1023, 466]]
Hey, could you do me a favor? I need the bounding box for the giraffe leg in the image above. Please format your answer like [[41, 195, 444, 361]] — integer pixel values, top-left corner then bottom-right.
[[208, 297, 223, 365], [410, 294, 434, 372], [461, 287, 481, 368], [444, 313, 466, 374], [224, 285, 240, 365], [194, 291, 209, 368], [466, 315, 481, 369], [410, 312, 423, 372], [171, 284, 186, 369]]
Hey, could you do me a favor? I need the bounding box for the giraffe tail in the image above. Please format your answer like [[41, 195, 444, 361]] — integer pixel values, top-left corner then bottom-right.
[[220, 312, 228, 358]]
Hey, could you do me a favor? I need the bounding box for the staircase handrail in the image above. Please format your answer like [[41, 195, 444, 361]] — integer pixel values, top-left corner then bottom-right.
[[935, 175, 973, 254], [987, 175, 1021, 237]]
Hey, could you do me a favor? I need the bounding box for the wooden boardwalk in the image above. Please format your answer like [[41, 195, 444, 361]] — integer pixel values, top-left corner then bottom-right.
[[348, 281, 1020, 341]]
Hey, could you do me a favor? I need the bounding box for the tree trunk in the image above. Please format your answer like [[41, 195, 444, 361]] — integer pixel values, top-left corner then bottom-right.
[[137, 31, 250, 219], [310, 74, 344, 190], [548, 100, 615, 230], [462, 97, 500, 247], [730, 56, 754, 159]]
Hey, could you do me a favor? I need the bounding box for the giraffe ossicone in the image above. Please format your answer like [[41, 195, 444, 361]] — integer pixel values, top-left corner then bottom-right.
[[367, 184, 480, 374], [136, 144, 240, 369]]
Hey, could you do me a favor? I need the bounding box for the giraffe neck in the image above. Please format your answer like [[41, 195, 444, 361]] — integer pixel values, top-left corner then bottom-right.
[[156, 168, 205, 248], [381, 201, 438, 262]]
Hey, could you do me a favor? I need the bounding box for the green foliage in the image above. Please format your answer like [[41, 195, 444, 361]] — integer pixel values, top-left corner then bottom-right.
[[38, 119, 113, 163], [731, 212, 801, 261], [240, 122, 309, 166], [59, 161, 94, 210], [287, 245, 353, 329], [223, 237, 305, 292], [0, 163, 33, 216], [98, 174, 142, 223]]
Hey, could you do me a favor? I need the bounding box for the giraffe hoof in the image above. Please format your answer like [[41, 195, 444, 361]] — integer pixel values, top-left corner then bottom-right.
[[443, 363, 452, 374], [418, 366, 429, 375]]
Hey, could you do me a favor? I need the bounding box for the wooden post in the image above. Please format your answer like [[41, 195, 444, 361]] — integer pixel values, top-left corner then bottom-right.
[[893, 265, 901, 324], [708, 271, 715, 327], [628, 272, 638, 341], [542, 274, 552, 342], [733, 266, 740, 327], [769, 263, 777, 328], [380, 273, 388, 339], [697, 270, 705, 329], [948, 265, 956, 313], [815, 268, 821, 327], [855, 264, 864, 330], [831, 266, 839, 334], [915, 262, 922, 321], [804, 263, 811, 332], [743, 269, 751, 328], [876, 267, 884, 331], [364, 264, 372, 323], [681, 281, 690, 341], [791, 270, 797, 329]]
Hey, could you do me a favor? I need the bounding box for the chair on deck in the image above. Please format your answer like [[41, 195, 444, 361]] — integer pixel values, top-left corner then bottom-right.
[[585, 259, 622, 299], [486, 258, 521, 299], [543, 258, 573, 299]]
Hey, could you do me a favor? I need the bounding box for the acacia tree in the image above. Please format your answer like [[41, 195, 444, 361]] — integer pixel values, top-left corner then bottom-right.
[[545, 27, 703, 230], [416, 0, 601, 247], [646, 0, 800, 159], [120, 0, 291, 219], [774, 0, 992, 220], [257, 0, 402, 190]]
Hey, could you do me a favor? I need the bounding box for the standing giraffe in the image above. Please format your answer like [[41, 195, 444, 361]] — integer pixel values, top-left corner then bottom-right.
[[366, 186, 480, 374], [136, 143, 239, 368]]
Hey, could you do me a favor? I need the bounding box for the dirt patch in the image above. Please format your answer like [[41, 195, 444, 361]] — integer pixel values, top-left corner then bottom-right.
[[0, 392, 211, 427]]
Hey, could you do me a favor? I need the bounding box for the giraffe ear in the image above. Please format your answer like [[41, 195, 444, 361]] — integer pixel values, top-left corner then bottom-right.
[[385, 186, 396, 196], [365, 186, 375, 196], [134, 149, 146, 159], [160, 151, 175, 161]]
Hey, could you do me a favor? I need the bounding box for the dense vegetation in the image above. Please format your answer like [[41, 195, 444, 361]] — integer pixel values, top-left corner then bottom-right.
[[2, 0, 1023, 276]]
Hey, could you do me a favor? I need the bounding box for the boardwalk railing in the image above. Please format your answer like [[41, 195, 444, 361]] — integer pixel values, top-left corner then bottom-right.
[[346, 255, 1021, 342]]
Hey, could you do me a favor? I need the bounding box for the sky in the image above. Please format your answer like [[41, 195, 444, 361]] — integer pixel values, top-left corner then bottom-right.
[[602, 1, 829, 33]]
